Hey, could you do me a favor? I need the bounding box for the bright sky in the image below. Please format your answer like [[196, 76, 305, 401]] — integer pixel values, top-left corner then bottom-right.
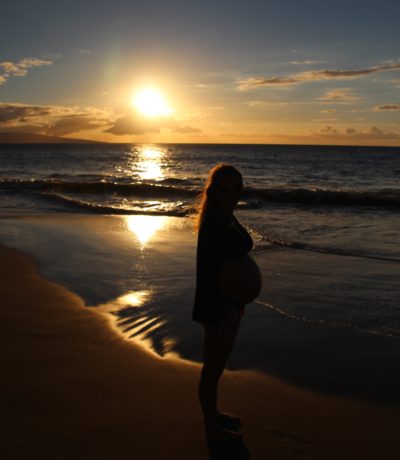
[[1, 0, 399, 145]]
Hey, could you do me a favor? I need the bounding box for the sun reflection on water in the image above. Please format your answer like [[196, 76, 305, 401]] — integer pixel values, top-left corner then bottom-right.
[[133, 145, 166, 181], [126, 215, 168, 247]]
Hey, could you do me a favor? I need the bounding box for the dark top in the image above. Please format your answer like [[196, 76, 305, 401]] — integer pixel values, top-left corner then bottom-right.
[[192, 208, 253, 324]]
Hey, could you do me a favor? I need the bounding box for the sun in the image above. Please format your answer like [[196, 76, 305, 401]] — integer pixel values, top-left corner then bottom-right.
[[132, 88, 173, 117]]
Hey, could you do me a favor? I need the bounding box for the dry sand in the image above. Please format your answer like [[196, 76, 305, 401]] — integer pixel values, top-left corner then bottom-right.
[[1, 245, 399, 460]]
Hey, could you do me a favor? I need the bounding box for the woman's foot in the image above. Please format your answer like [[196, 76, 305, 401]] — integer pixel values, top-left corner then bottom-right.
[[206, 426, 243, 443], [218, 412, 242, 432]]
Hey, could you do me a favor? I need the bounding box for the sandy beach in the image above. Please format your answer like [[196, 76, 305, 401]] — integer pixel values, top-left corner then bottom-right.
[[2, 0, 400, 454], [2, 230, 400, 459]]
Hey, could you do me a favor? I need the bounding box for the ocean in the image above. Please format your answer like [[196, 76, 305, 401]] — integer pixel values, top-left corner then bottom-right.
[[1, 143, 399, 379]]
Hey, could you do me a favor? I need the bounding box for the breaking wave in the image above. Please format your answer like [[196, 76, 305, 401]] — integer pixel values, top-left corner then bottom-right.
[[1, 178, 399, 210]]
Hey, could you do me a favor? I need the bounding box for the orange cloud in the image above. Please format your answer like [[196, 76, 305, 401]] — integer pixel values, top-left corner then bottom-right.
[[319, 125, 400, 140], [105, 112, 200, 136], [245, 101, 290, 108], [0, 102, 110, 136], [0, 58, 52, 85], [239, 62, 400, 89], [0, 103, 53, 122], [0, 102, 200, 138], [373, 104, 400, 111], [45, 114, 106, 136], [318, 89, 361, 103]]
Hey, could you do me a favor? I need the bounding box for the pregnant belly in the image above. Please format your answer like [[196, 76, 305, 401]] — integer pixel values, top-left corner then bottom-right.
[[220, 255, 262, 305]]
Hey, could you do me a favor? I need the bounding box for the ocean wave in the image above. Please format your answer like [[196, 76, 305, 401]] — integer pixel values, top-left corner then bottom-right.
[[243, 186, 400, 209], [157, 177, 190, 185], [253, 237, 400, 263], [39, 192, 191, 216], [1, 178, 399, 209], [0, 178, 197, 198]]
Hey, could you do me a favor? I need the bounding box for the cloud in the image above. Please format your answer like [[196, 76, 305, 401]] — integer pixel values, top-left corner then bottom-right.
[[245, 101, 290, 108], [104, 112, 201, 136], [45, 114, 106, 136], [290, 60, 323, 65], [0, 123, 48, 134], [0, 57, 52, 85], [0, 103, 53, 122], [42, 53, 62, 59], [172, 125, 201, 134], [312, 118, 338, 122], [319, 125, 400, 140], [239, 62, 400, 89], [366, 126, 400, 139], [0, 102, 110, 136], [321, 109, 336, 113], [246, 101, 268, 108], [239, 77, 299, 88], [373, 104, 400, 111], [320, 126, 338, 134], [0, 102, 199, 138], [318, 88, 361, 103], [104, 114, 162, 135]]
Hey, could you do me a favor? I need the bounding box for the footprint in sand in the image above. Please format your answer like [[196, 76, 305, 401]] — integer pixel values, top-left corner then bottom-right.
[[267, 430, 311, 458]]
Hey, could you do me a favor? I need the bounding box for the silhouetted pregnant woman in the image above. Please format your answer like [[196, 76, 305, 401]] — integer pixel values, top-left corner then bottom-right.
[[193, 163, 261, 442]]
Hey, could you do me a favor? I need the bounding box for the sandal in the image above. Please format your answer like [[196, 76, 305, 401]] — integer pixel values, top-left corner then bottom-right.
[[218, 412, 242, 432], [207, 426, 243, 443]]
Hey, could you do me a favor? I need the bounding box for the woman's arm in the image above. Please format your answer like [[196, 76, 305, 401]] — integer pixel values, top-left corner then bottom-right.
[[193, 218, 229, 322]]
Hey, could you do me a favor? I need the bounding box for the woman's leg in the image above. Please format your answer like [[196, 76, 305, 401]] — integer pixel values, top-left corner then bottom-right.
[[198, 305, 242, 435]]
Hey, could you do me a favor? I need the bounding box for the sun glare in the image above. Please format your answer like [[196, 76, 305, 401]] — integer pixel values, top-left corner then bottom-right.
[[133, 88, 173, 117]]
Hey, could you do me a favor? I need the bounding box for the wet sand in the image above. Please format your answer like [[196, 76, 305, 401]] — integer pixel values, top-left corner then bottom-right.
[[2, 243, 400, 460]]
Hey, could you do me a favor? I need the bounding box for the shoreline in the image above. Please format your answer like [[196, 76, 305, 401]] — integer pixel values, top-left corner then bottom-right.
[[0, 213, 399, 405], [2, 244, 400, 459]]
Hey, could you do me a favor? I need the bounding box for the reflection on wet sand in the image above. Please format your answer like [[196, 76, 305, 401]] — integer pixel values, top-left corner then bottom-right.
[[98, 289, 178, 357], [97, 290, 150, 313], [126, 215, 168, 247], [114, 308, 178, 358], [90, 213, 187, 359]]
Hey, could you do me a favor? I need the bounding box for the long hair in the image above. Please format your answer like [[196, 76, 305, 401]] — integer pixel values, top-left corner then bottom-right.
[[194, 163, 242, 231]]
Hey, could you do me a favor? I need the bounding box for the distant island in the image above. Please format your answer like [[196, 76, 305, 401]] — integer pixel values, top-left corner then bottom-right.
[[0, 132, 104, 144]]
